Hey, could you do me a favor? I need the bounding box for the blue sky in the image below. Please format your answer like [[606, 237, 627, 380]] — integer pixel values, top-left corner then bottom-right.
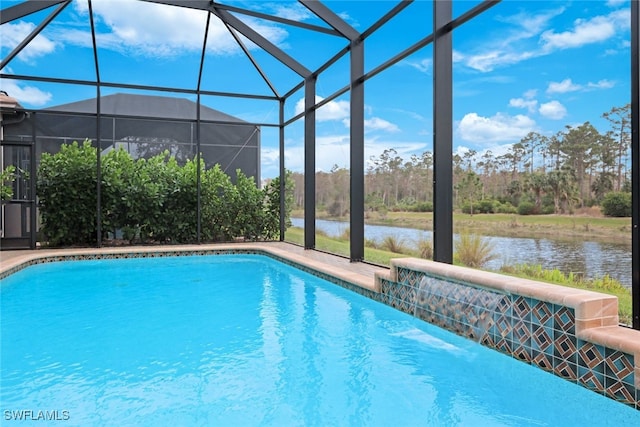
[[0, 0, 632, 179]]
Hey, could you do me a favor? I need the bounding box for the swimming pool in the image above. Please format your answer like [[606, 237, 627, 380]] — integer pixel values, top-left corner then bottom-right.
[[1, 253, 638, 426]]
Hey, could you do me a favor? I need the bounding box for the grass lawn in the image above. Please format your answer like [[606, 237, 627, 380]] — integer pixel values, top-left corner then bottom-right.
[[292, 209, 631, 242]]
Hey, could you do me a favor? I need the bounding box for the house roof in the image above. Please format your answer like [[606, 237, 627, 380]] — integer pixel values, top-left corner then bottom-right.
[[45, 93, 247, 123]]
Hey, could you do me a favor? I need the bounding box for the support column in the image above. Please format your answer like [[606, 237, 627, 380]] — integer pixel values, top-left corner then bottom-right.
[[350, 39, 365, 262], [631, 0, 639, 329], [304, 76, 316, 249], [279, 99, 286, 241], [433, 0, 453, 264]]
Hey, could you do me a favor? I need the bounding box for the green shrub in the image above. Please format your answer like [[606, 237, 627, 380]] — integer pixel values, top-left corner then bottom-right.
[[416, 236, 433, 259], [1, 165, 16, 201], [261, 172, 293, 241], [517, 201, 536, 215], [541, 205, 555, 215], [495, 202, 517, 214], [230, 170, 265, 240], [380, 235, 409, 254], [37, 141, 288, 246], [601, 191, 632, 217], [454, 234, 497, 268], [412, 201, 433, 212], [37, 140, 98, 246], [476, 199, 495, 214]]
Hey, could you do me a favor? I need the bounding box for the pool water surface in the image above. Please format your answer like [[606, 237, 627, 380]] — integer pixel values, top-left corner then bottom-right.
[[1, 254, 638, 426]]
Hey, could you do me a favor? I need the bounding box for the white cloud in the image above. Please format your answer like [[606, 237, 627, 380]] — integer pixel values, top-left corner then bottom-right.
[[270, 4, 312, 21], [294, 96, 350, 122], [547, 78, 615, 94], [365, 117, 400, 133], [539, 100, 567, 120], [457, 8, 629, 73], [457, 112, 536, 144], [405, 58, 432, 74], [460, 50, 536, 73], [541, 10, 629, 51], [71, 0, 288, 57], [455, 8, 563, 72], [509, 98, 538, 114], [1, 22, 57, 63], [547, 78, 581, 94], [296, 97, 400, 132], [587, 79, 615, 89], [264, 134, 426, 175], [607, 0, 626, 6], [499, 7, 566, 37], [0, 79, 52, 107]]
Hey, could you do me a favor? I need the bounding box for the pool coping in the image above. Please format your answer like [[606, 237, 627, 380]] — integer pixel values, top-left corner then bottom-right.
[[0, 242, 382, 293]]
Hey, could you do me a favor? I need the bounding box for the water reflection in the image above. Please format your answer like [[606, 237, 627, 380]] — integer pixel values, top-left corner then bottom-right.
[[290, 218, 632, 288]]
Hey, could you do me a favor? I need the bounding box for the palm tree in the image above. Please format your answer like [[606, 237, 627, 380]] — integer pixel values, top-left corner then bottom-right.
[[525, 172, 547, 212], [545, 167, 576, 214]]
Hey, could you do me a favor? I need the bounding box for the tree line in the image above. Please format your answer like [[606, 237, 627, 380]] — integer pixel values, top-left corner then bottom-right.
[[289, 104, 632, 217]]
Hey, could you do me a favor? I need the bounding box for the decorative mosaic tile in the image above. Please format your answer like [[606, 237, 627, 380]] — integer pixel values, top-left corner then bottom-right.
[[513, 344, 531, 362], [605, 381, 636, 405], [553, 306, 575, 334], [554, 333, 577, 361], [532, 352, 553, 372], [512, 320, 531, 348], [554, 359, 577, 381], [480, 333, 494, 347], [494, 313, 512, 341], [531, 300, 553, 328], [531, 325, 553, 353], [512, 296, 532, 322], [397, 268, 421, 287], [604, 350, 635, 385], [578, 368, 606, 392], [495, 337, 512, 355], [578, 341, 605, 371]]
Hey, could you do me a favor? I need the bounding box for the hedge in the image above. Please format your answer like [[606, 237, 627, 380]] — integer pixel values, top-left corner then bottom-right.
[[37, 140, 288, 246]]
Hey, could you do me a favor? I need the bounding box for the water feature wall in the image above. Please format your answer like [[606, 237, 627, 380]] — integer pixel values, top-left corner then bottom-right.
[[375, 258, 640, 411]]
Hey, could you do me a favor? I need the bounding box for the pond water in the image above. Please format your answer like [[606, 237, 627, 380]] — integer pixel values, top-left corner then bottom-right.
[[290, 218, 632, 289]]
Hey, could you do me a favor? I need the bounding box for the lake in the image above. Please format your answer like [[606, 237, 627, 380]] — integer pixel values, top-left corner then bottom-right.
[[290, 218, 632, 289]]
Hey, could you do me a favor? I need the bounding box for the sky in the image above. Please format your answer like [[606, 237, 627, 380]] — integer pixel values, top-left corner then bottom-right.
[[0, 0, 633, 180]]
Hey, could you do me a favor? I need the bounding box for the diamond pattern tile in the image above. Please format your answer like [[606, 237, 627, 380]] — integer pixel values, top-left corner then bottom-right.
[[513, 345, 531, 362], [554, 360, 577, 381], [578, 342, 605, 371], [532, 325, 552, 352], [579, 369, 605, 392], [531, 300, 553, 327], [553, 306, 575, 334], [512, 320, 531, 346], [532, 352, 553, 372], [605, 381, 635, 405], [604, 351, 634, 384], [513, 296, 532, 321], [554, 334, 577, 360]]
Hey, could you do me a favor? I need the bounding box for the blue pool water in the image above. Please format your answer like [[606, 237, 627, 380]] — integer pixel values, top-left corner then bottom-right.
[[1, 254, 638, 426]]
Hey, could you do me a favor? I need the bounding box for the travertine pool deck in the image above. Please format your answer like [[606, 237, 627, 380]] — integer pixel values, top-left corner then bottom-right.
[[0, 242, 387, 291]]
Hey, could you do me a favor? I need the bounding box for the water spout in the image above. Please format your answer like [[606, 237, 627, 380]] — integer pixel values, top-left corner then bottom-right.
[[415, 276, 506, 342]]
